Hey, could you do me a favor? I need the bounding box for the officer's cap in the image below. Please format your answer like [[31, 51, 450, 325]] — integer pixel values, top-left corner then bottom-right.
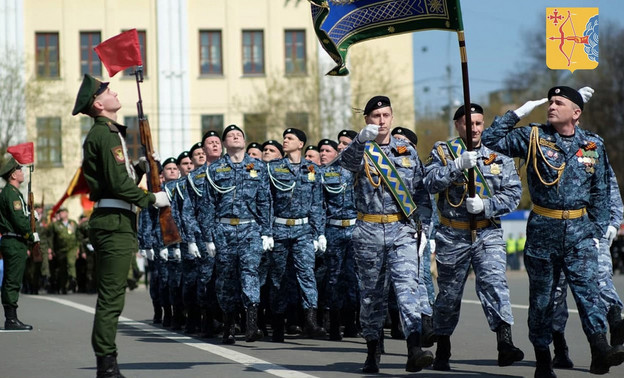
[[202, 130, 220, 145], [548, 86, 584, 110], [0, 157, 20, 180], [222, 124, 245, 141], [189, 142, 203, 155], [162, 157, 177, 167], [283, 128, 307, 145], [176, 151, 190, 165], [318, 139, 338, 152], [391, 127, 418, 147], [246, 142, 262, 152], [453, 103, 484, 121], [72, 74, 109, 116], [262, 140, 284, 157], [338, 129, 358, 141], [364, 95, 391, 116]]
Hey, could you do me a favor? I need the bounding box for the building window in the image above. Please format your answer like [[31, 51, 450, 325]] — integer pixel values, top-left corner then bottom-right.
[[243, 113, 267, 143], [285, 112, 309, 135], [36, 117, 62, 166], [199, 31, 223, 75], [80, 32, 101, 76], [242, 30, 264, 75], [285, 30, 306, 75], [124, 30, 146, 76], [201, 114, 224, 136], [123, 116, 143, 161], [35, 32, 60, 78]]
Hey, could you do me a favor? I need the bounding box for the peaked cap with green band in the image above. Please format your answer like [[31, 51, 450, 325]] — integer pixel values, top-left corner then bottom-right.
[[0, 157, 19, 179], [72, 74, 109, 116]]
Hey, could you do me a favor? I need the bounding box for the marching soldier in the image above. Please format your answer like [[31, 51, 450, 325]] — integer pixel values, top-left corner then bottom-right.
[[339, 96, 432, 373], [261, 140, 284, 162], [304, 145, 321, 165], [423, 103, 524, 371], [481, 86, 624, 376], [50, 208, 79, 294], [246, 142, 263, 159], [0, 157, 37, 330], [72, 74, 170, 377], [337, 129, 357, 153]]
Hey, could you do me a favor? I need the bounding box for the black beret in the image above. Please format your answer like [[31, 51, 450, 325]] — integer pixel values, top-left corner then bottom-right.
[[246, 142, 262, 152], [305, 145, 318, 152], [283, 128, 307, 145], [262, 140, 284, 157], [72, 74, 109, 116], [162, 157, 177, 167], [391, 127, 418, 147], [453, 103, 484, 120], [548, 86, 584, 110], [189, 142, 203, 155], [318, 139, 338, 151], [176, 151, 190, 165], [222, 124, 245, 140], [364, 95, 391, 115], [338, 129, 358, 141], [202, 130, 220, 144]]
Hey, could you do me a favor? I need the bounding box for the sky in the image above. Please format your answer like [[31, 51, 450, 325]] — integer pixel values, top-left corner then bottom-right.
[[412, 0, 623, 115]]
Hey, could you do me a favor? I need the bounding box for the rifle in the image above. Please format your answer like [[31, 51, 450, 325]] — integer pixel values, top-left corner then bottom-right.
[[28, 166, 42, 262], [134, 67, 182, 246]]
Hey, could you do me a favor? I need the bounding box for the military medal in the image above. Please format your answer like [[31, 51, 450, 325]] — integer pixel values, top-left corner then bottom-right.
[[307, 165, 316, 181], [401, 157, 411, 167], [250, 170, 258, 178], [490, 163, 501, 175]]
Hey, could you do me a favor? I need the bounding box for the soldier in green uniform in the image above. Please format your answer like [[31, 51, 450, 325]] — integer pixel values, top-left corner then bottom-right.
[[72, 74, 171, 378], [0, 157, 38, 330], [76, 214, 96, 293], [50, 208, 79, 294]]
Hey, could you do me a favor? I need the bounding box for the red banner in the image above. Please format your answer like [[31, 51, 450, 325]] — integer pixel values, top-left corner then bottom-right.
[[50, 167, 91, 217], [7, 142, 34, 165], [94, 29, 143, 77]]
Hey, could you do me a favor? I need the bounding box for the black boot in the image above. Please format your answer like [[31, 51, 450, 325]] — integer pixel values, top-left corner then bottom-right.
[[496, 323, 524, 366], [389, 308, 404, 339], [152, 302, 162, 324], [285, 303, 302, 335], [245, 304, 264, 342], [222, 312, 236, 344], [432, 335, 451, 371], [303, 308, 326, 338], [162, 306, 172, 328], [421, 315, 436, 347], [405, 332, 434, 372], [96, 353, 125, 378], [534, 347, 556, 378], [552, 331, 574, 368], [200, 308, 215, 338], [271, 313, 285, 342], [171, 305, 184, 331], [328, 309, 342, 341], [362, 339, 380, 373], [607, 306, 624, 346], [342, 306, 358, 337], [3, 306, 33, 331], [589, 332, 624, 374], [184, 305, 199, 335]]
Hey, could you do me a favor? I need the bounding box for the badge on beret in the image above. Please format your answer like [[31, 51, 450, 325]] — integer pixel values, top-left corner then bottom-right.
[[13, 200, 22, 211], [111, 146, 125, 164]]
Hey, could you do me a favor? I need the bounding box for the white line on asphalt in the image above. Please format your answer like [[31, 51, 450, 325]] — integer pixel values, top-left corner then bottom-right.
[[461, 299, 579, 314], [34, 296, 319, 378]]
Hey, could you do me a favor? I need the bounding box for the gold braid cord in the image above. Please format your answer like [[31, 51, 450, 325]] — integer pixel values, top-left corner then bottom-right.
[[363, 154, 381, 188], [527, 127, 565, 186]]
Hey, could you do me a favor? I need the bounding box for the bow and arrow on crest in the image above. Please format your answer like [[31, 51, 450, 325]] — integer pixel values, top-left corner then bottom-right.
[[548, 9, 589, 67]]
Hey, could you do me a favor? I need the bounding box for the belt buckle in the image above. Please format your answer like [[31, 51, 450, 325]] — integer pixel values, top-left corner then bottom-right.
[[562, 210, 570, 220], [381, 215, 389, 223], [342, 219, 350, 227], [286, 218, 296, 226], [230, 218, 240, 226]]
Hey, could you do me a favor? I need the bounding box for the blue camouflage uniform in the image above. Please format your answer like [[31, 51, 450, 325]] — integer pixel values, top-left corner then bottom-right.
[[137, 206, 161, 309], [202, 154, 271, 313], [481, 111, 610, 348], [163, 180, 184, 316], [267, 157, 325, 314], [339, 136, 432, 341], [424, 141, 521, 335], [320, 160, 359, 312]]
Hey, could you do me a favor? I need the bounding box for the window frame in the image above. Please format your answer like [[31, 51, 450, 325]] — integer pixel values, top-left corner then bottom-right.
[[199, 30, 223, 76], [242, 30, 265, 75], [284, 29, 307, 75], [35, 32, 60, 78]]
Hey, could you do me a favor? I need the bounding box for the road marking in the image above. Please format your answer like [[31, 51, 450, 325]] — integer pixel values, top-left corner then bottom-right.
[[461, 299, 579, 314], [34, 296, 319, 378]]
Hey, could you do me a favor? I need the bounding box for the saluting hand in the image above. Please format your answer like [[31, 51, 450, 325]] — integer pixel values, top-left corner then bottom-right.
[[513, 98, 548, 119]]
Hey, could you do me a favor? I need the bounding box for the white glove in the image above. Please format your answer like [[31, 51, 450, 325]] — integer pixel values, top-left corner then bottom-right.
[[152, 151, 160, 162], [138, 152, 161, 171], [318, 235, 327, 253], [429, 239, 436, 253], [205, 242, 216, 258], [466, 196, 484, 214], [153, 191, 171, 208], [415, 232, 428, 257], [593, 238, 600, 250], [139, 249, 147, 258], [261, 236, 274, 252], [33, 211, 41, 222], [32, 232, 40, 243], [513, 98, 548, 119], [145, 248, 155, 261], [578, 86, 594, 103], [159, 248, 169, 260], [357, 124, 379, 143], [604, 225, 618, 247], [188, 242, 201, 258], [86, 243, 94, 252], [313, 240, 319, 252], [454, 151, 478, 170], [173, 247, 182, 261]]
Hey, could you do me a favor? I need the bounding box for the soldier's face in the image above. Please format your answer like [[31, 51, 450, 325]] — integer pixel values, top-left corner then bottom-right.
[[337, 136, 352, 152], [247, 148, 262, 159], [262, 145, 282, 162], [224, 130, 245, 150], [320, 145, 338, 164], [162, 163, 179, 181], [177, 157, 193, 176], [548, 96, 581, 126], [191, 149, 206, 167], [11, 166, 25, 184], [283, 134, 303, 154], [455, 113, 484, 147], [203, 136, 222, 159], [93, 88, 121, 113], [305, 150, 320, 165], [364, 106, 393, 139], [59, 210, 68, 222]]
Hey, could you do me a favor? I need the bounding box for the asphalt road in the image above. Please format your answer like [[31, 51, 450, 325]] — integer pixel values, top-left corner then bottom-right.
[[2, 270, 623, 377]]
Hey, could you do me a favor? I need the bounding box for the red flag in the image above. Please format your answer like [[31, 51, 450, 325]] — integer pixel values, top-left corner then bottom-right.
[[94, 29, 143, 77], [50, 167, 91, 217], [7, 142, 35, 165]]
